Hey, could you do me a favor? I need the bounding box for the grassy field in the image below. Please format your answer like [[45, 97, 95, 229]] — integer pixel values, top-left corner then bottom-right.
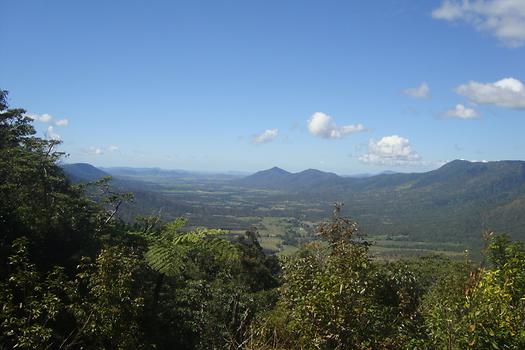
[[220, 215, 468, 259], [115, 173, 482, 260]]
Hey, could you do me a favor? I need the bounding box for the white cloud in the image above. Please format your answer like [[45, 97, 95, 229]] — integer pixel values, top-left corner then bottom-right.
[[108, 145, 119, 152], [45, 126, 61, 141], [403, 83, 430, 99], [55, 118, 69, 126], [432, 0, 525, 47], [252, 129, 279, 144], [444, 104, 479, 119], [87, 147, 103, 155], [28, 113, 53, 123], [455, 77, 525, 109], [359, 135, 421, 165], [307, 112, 365, 139], [28, 113, 70, 126]]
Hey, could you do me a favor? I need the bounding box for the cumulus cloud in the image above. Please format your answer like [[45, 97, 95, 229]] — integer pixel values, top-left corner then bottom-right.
[[28, 113, 53, 123], [454, 77, 525, 109], [252, 129, 279, 144], [403, 83, 430, 99], [27, 113, 69, 126], [432, 0, 525, 47], [55, 118, 69, 126], [307, 112, 365, 139], [86, 147, 104, 155], [444, 104, 479, 119], [45, 126, 61, 141], [359, 135, 421, 165], [108, 145, 119, 152]]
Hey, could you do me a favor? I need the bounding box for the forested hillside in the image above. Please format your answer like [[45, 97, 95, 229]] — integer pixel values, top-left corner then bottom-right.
[[62, 163, 111, 182], [2, 91, 525, 349], [64, 158, 525, 250], [234, 161, 525, 244]]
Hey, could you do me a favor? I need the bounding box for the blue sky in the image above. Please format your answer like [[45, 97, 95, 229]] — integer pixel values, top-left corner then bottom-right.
[[1, 0, 524, 174]]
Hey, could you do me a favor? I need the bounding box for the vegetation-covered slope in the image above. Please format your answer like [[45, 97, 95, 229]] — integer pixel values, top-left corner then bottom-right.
[[233, 160, 525, 244], [61, 163, 111, 182], [72, 159, 525, 246]]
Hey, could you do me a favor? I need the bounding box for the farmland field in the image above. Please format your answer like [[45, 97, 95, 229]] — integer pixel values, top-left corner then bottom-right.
[[109, 171, 471, 259]]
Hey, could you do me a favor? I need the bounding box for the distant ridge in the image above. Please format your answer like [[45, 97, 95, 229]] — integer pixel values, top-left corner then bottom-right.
[[102, 166, 245, 180], [233, 160, 525, 192], [232, 167, 345, 190], [61, 163, 195, 222], [102, 167, 191, 178], [232, 166, 360, 191], [60, 160, 525, 242], [345, 170, 399, 178], [233, 160, 525, 242], [61, 163, 110, 182], [233, 167, 291, 189]]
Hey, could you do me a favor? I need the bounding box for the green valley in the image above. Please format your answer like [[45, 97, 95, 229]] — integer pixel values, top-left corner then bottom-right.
[[62, 159, 525, 260]]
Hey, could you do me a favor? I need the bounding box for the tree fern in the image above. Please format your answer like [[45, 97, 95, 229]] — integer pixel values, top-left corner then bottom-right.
[[142, 218, 240, 278], [144, 243, 186, 276]]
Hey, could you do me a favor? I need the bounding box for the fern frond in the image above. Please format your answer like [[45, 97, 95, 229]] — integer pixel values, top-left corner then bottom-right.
[[144, 219, 239, 276], [163, 218, 188, 234], [145, 243, 186, 276], [202, 237, 240, 262]]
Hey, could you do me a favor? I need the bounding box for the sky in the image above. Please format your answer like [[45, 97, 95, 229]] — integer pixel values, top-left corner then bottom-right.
[[1, 0, 524, 174]]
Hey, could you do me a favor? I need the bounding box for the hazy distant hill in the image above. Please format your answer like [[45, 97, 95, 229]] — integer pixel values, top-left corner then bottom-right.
[[346, 160, 525, 242], [233, 160, 525, 243], [343, 170, 399, 178], [102, 167, 192, 178], [61, 161, 525, 245], [233, 166, 413, 192], [61, 163, 194, 222], [61, 163, 110, 182], [233, 167, 290, 188], [233, 167, 344, 190], [234, 160, 525, 194], [102, 166, 243, 181]]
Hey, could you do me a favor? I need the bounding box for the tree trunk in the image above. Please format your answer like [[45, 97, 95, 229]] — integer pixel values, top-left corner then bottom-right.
[[152, 272, 165, 312]]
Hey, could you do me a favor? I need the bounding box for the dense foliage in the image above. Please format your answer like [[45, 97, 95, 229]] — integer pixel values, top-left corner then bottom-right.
[[1, 90, 524, 349]]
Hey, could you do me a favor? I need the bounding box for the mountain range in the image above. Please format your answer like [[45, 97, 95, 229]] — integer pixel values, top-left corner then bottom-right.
[[232, 167, 344, 190], [61, 160, 525, 245], [234, 160, 525, 243], [61, 163, 110, 183], [234, 160, 525, 193]]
